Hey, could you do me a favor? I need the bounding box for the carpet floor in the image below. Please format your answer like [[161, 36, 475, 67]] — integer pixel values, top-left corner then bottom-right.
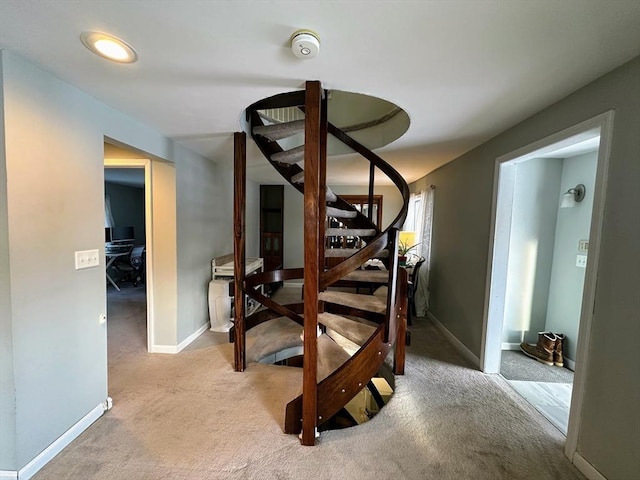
[[500, 350, 574, 383], [32, 285, 585, 480]]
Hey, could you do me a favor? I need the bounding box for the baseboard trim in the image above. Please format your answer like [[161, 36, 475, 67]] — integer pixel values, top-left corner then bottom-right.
[[565, 357, 576, 371], [573, 453, 607, 480], [427, 311, 480, 368], [0, 471, 18, 479], [17, 403, 104, 480], [151, 322, 209, 354]]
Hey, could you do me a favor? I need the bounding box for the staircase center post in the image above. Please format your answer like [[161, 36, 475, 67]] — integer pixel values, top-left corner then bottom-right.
[[301, 80, 323, 446]]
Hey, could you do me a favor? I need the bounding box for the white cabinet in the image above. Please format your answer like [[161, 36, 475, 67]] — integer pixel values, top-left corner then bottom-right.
[[211, 254, 264, 317]]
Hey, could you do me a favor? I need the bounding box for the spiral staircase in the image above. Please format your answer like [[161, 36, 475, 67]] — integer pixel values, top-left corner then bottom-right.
[[231, 81, 410, 445]]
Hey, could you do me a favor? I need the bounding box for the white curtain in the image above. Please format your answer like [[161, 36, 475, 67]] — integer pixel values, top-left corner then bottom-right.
[[105, 194, 115, 228], [405, 186, 435, 316], [419, 186, 435, 270]]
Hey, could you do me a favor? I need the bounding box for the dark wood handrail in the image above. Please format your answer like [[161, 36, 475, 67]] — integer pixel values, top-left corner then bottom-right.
[[328, 122, 410, 230]]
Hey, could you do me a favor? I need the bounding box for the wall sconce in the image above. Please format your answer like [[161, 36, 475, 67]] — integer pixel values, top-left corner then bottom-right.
[[560, 184, 586, 208]]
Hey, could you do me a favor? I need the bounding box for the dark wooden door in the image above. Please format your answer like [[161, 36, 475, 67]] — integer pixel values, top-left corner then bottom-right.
[[260, 185, 284, 291]]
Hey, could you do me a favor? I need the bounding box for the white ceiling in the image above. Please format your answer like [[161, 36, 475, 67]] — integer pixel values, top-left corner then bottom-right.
[[1, 0, 638, 185]]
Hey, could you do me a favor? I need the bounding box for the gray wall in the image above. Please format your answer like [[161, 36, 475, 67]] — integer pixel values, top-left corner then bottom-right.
[[0, 54, 17, 470], [502, 158, 562, 345], [410, 56, 640, 480], [176, 148, 234, 344], [105, 181, 146, 245], [545, 152, 598, 362], [0, 51, 230, 471], [3, 51, 108, 469], [283, 184, 403, 269]]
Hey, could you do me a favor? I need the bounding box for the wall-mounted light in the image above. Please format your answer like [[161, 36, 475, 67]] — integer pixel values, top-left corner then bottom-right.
[[560, 184, 586, 208], [80, 31, 138, 63]]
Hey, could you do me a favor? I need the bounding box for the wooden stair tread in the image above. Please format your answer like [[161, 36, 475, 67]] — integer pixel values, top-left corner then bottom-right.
[[325, 228, 376, 237], [253, 119, 305, 141], [319, 290, 387, 314], [319, 312, 376, 347], [326, 206, 357, 218], [341, 269, 389, 284], [325, 248, 361, 257], [245, 317, 302, 363], [272, 145, 304, 164], [325, 186, 337, 203], [317, 334, 352, 381], [291, 171, 304, 183]]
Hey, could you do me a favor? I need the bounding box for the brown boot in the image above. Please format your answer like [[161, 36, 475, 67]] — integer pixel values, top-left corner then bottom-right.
[[520, 332, 556, 366], [553, 334, 565, 367]]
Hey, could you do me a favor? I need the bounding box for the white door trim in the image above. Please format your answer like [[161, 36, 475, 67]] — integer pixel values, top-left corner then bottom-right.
[[479, 111, 614, 464], [104, 158, 155, 351]]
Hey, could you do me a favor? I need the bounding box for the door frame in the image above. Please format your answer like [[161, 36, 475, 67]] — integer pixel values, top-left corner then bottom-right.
[[104, 158, 156, 351], [479, 111, 614, 461]]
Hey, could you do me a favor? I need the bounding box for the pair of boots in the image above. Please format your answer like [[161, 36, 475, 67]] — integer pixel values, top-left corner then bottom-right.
[[520, 332, 564, 367]]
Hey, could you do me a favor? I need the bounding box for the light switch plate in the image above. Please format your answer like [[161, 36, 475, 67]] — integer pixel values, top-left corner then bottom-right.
[[75, 249, 100, 270], [578, 239, 589, 252]]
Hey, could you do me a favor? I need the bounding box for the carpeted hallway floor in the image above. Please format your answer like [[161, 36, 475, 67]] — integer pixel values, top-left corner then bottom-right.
[[32, 285, 585, 479]]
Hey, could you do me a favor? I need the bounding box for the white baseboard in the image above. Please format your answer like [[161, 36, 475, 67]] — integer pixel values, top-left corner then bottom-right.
[[573, 452, 607, 480], [151, 322, 209, 354], [0, 471, 18, 479], [17, 403, 104, 480], [565, 357, 576, 371], [427, 311, 480, 368]]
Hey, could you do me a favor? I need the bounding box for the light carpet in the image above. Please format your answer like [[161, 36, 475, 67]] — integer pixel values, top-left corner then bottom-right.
[[501, 350, 574, 384], [32, 285, 585, 479]]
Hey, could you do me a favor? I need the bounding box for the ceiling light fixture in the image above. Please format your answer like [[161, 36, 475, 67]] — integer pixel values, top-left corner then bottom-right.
[[80, 31, 138, 63], [290, 30, 320, 59]]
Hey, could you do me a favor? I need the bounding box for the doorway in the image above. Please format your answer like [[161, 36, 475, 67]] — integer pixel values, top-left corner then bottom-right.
[[481, 112, 613, 458], [104, 164, 148, 354], [104, 144, 155, 353]]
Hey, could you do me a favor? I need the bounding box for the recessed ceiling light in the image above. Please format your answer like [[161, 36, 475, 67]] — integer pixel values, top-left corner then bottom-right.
[[80, 31, 138, 63]]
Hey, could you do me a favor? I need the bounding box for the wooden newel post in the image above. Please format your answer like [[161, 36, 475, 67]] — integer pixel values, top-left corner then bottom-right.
[[301, 80, 322, 446], [233, 132, 247, 372], [394, 266, 408, 375]]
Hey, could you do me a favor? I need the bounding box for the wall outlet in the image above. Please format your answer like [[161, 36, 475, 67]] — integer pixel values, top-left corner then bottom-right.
[[75, 249, 100, 270], [576, 254, 588, 268]]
